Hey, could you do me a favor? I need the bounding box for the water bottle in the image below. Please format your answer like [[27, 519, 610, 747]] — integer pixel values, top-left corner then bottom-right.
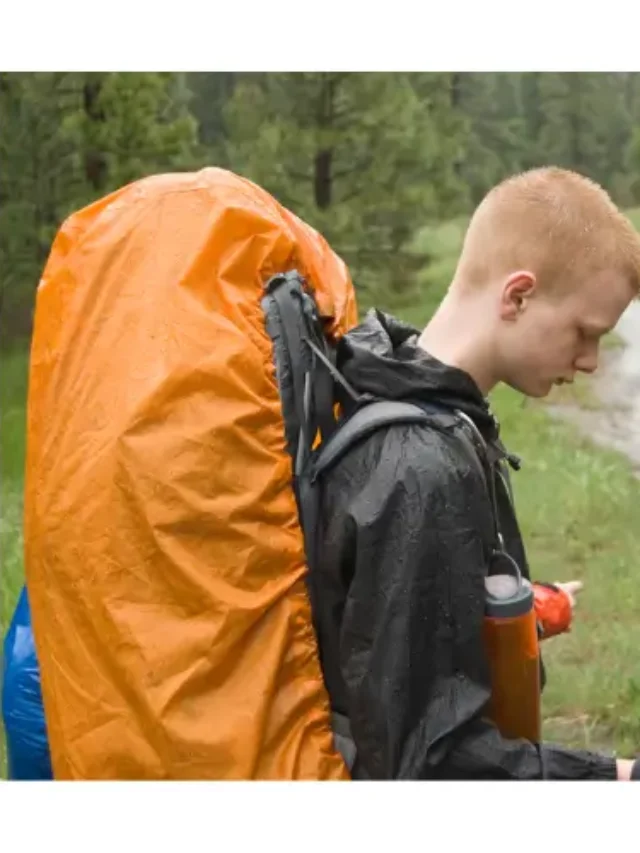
[[483, 550, 542, 743]]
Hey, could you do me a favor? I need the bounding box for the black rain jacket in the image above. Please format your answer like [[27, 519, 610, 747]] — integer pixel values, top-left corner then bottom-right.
[[313, 309, 617, 781]]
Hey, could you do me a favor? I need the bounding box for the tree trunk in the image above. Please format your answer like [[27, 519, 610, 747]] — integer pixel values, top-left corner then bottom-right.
[[83, 76, 108, 191], [313, 74, 337, 210]]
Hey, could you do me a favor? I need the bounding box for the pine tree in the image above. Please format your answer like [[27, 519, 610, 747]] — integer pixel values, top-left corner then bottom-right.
[[453, 73, 528, 205], [223, 72, 467, 298], [60, 72, 200, 196], [0, 72, 201, 342]]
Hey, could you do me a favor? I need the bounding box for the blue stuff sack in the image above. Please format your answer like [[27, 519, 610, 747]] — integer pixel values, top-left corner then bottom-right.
[[2, 585, 53, 780]]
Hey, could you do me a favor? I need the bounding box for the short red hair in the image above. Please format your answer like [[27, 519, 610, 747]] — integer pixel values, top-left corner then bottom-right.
[[453, 167, 640, 297]]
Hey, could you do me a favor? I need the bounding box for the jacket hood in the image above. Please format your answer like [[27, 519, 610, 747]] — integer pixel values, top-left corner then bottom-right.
[[337, 308, 499, 439]]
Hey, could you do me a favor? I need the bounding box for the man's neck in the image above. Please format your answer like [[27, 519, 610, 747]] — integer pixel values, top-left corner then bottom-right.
[[417, 289, 498, 397]]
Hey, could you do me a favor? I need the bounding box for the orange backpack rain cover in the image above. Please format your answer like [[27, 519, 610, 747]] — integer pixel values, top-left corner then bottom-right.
[[23, 167, 358, 780]]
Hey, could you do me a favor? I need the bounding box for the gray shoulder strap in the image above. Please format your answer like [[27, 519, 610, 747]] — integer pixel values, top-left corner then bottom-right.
[[311, 400, 438, 481]]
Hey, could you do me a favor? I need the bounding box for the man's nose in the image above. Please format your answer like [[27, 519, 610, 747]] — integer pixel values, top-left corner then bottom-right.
[[575, 348, 599, 374]]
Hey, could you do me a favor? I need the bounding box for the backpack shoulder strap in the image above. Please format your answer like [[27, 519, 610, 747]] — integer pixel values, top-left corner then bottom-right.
[[311, 399, 441, 482], [297, 400, 438, 635]]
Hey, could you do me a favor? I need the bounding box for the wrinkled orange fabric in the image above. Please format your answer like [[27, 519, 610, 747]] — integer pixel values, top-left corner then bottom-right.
[[23, 167, 357, 780]]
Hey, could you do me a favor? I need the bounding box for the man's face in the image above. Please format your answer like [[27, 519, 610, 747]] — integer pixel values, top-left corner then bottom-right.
[[496, 271, 635, 399]]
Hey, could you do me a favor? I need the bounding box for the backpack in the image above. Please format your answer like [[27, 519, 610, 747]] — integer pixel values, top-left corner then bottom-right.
[[19, 167, 359, 780], [262, 269, 506, 774], [13, 167, 494, 779]]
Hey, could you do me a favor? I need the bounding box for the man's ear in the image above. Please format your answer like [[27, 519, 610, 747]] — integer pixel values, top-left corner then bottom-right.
[[499, 271, 537, 321]]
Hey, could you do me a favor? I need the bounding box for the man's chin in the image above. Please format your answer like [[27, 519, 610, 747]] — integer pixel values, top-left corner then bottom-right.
[[505, 378, 554, 399]]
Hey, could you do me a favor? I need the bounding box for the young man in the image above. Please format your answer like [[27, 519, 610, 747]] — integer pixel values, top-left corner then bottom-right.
[[314, 167, 640, 780]]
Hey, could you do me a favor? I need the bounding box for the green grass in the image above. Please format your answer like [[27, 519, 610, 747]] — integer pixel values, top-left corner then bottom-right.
[[1, 346, 29, 615], [2, 208, 640, 776], [1, 345, 30, 777]]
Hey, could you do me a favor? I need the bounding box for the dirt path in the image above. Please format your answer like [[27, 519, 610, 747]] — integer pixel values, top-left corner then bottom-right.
[[546, 302, 640, 476]]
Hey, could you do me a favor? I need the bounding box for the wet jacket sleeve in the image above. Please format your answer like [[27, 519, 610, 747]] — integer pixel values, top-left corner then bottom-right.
[[330, 424, 618, 781]]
